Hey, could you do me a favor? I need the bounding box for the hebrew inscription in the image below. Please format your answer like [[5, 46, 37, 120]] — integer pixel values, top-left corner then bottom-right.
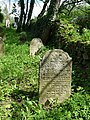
[[39, 49, 72, 104]]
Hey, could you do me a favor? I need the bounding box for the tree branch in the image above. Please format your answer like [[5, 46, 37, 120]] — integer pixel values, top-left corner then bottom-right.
[[38, 0, 50, 18]]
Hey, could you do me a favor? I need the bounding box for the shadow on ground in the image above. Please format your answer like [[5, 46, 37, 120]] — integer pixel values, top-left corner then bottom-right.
[[11, 89, 39, 102]]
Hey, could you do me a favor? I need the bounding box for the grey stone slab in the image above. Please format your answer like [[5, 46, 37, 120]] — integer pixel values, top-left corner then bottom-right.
[[39, 49, 72, 104], [30, 38, 43, 56]]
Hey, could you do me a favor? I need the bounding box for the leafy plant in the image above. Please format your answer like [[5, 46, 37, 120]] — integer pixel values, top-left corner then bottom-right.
[[0, 25, 90, 120]]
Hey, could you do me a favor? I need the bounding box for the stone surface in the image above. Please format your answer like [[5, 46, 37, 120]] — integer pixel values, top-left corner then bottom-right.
[[30, 38, 43, 56], [39, 49, 72, 104], [6, 19, 10, 28]]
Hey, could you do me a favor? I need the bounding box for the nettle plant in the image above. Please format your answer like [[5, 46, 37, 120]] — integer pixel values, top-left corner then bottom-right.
[[0, 25, 90, 119], [82, 29, 90, 41], [59, 20, 81, 42]]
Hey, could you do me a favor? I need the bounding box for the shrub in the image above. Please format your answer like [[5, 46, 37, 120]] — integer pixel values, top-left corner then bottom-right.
[[19, 32, 27, 44]]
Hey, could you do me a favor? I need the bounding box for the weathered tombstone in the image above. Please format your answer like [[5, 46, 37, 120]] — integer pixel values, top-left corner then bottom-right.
[[0, 37, 4, 55], [39, 49, 72, 104], [30, 38, 43, 56], [6, 19, 10, 28]]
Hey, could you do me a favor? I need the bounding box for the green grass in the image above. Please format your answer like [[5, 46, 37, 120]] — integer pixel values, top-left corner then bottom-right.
[[0, 28, 90, 120]]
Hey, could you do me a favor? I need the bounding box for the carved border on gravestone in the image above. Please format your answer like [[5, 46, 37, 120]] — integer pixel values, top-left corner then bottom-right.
[[39, 49, 72, 104]]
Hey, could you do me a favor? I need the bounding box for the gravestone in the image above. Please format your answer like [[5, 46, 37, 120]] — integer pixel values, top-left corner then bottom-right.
[[30, 38, 43, 56], [0, 37, 4, 55], [6, 19, 10, 28], [39, 49, 72, 104]]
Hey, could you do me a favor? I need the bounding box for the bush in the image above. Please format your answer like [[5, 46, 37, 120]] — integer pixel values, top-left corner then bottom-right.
[[19, 32, 27, 44], [0, 26, 90, 120]]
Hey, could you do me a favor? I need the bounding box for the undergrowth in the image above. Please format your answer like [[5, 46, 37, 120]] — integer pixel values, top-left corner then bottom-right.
[[0, 28, 90, 120]]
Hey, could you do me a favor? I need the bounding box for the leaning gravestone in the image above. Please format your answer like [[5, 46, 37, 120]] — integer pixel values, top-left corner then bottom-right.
[[39, 49, 72, 104], [30, 38, 43, 56]]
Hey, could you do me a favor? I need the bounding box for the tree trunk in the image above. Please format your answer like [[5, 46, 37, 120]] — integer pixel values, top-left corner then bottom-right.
[[26, 0, 35, 26], [38, 0, 50, 18], [46, 0, 61, 21], [39, 0, 61, 43], [22, 0, 29, 29], [17, 0, 24, 32]]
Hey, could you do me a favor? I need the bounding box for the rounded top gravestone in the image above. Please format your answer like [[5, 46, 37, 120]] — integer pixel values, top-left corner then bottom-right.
[[39, 49, 72, 104], [29, 38, 43, 56]]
